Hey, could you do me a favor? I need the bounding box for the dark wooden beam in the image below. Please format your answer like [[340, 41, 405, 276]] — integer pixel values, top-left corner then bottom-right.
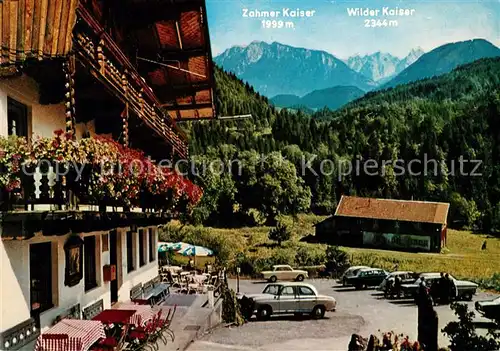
[[150, 84, 212, 102], [161, 103, 213, 110], [140, 48, 206, 61], [116, 2, 203, 29]]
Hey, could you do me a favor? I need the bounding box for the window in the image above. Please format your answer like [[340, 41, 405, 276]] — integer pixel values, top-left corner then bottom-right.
[[263, 285, 280, 295], [298, 286, 315, 296], [139, 230, 146, 267], [277, 266, 292, 271], [84, 236, 97, 291], [30, 243, 53, 313], [126, 231, 135, 273], [8, 97, 28, 137], [148, 229, 155, 263], [280, 286, 295, 296]]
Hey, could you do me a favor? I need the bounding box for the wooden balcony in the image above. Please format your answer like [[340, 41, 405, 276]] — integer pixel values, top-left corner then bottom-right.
[[0, 161, 192, 240], [0, 163, 177, 213]]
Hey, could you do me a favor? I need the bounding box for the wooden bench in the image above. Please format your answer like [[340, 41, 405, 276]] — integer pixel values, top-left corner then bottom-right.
[[150, 276, 170, 303], [141, 280, 155, 300], [0, 317, 39, 350], [82, 299, 103, 320], [53, 304, 81, 325], [130, 283, 143, 300]]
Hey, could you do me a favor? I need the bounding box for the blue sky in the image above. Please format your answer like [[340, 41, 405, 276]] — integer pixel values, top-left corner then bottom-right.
[[206, 0, 500, 58]]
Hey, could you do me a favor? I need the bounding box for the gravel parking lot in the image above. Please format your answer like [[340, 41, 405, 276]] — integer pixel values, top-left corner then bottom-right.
[[188, 278, 498, 351]]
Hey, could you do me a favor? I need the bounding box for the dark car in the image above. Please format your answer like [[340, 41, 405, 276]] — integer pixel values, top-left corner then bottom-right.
[[475, 297, 500, 321], [401, 273, 478, 301], [346, 268, 388, 290]]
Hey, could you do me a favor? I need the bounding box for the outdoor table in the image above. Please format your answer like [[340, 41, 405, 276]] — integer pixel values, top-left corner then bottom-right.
[[190, 274, 207, 284], [161, 265, 182, 273], [92, 309, 136, 325], [34, 319, 105, 351], [119, 303, 159, 326]]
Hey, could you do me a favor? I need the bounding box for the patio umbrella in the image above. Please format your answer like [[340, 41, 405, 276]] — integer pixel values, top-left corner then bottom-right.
[[177, 244, 213, 257], [157, 242, 179, 252], [157, 242, 184, 266]]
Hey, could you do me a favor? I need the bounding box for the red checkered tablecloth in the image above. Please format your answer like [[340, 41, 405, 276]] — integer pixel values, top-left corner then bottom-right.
[[119, 303, 159, 326], [35, 319, 105, 351]]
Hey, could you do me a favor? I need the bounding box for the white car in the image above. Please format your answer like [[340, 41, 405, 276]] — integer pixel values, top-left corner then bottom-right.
[[377, 271, 416, 291], [340, 266, 370, 286], [261, 265, 308, 282], [242, 282, 336, 320]]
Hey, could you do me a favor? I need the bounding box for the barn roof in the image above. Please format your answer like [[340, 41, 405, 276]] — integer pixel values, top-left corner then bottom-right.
[[334, 196, 449, 225]]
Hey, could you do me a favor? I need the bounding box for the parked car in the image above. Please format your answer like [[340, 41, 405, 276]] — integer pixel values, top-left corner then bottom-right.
[[241, 282, 336, 320], [475, 297, 500, 321], [260, 265, 308, 282], [345, 268, 389, 290], [377, 271, 416, 291], [339, 266, 371, 286], [401, 273, 478, 301]]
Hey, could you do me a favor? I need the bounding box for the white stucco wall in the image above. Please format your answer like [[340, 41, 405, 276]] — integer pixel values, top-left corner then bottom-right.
[[0, 226, 158, 333], [0, 90, 8, 137], [0, 74, 95, 139], [0, 72, 160, 334]]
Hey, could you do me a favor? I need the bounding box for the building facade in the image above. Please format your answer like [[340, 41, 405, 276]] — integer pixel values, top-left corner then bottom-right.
[[316, 196, 450, 253], [0, 0, 215, 349]]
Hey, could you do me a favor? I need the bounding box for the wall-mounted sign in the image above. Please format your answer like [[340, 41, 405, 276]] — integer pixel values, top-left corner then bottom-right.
[[362, 232, 431, 251]]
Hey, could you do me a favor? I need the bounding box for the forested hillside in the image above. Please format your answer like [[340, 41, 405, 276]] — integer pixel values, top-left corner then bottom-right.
[[186, 59, 500, 232]]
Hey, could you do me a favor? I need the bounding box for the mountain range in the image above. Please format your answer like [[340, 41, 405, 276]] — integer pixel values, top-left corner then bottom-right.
[[382, 39, 500, 89], [215, 39, 500, 111], [271, 86, 365, 111], [214, 41, 376, 97], [345, 48, 424, 83]]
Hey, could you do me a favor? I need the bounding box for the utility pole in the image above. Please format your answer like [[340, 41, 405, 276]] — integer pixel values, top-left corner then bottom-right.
[[236, 267, 241, 293]]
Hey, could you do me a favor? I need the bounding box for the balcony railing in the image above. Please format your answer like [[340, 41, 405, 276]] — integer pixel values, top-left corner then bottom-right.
[[0, 163, 182, 214]]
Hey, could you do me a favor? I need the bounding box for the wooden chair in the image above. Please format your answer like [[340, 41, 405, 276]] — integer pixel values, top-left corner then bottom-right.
[[162, 305, 176, 342], [53, 303, 81, 325], [91, 325, 129, 351]]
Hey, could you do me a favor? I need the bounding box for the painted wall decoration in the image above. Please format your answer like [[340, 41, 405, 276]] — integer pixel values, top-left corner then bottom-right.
[[64, 235, 84, 287], [362, 231, 431, 251]]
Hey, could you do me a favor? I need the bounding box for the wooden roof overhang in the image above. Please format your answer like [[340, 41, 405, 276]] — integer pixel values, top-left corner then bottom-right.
[[0, 0, 79, 67], [0, 0, 217, 157], [112, 0, 217, 121]]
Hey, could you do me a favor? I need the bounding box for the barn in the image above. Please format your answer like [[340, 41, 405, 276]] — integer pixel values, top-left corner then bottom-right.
[[315, 196, 450, 253]]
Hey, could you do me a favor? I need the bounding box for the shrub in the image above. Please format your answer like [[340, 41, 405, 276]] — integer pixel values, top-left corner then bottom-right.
[[298, 265, 327, 278], [474, 272, 500, 292], [442, 303, 500, 351], [268, 222, 291, 246], [158, 222, 183, 242], [221, 282, 245, 326], [325, 245, 350, 278], [295, 245, 326, 266]]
